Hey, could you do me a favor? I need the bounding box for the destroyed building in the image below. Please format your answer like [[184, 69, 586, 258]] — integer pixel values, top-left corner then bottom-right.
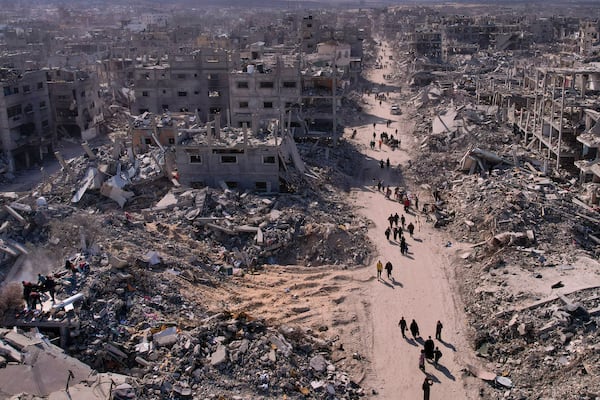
[[0, 68, 54, 173], [511, 66, 600, 173], [46, 68, 104, 141], [229, 55, 301, 131], [174, 119, 282, 192], [132, 49, 231, 124]]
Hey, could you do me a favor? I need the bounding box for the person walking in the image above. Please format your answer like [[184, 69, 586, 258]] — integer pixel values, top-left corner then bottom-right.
[[404, 197, 410, 212], [378, 139, 382, 150], [407, 222, 415, 237], [434, 347, 443, 366], [386, 158, 390, 168], [422, 378, 433, 400], [385, 261, 393, 279], [415, 195, 419, 212], [398, 317, 407, 337], [394, 212, 399, 226], [393, 226, 399, 241], [29, 291, 42, 310], [424, 336, 435, 359], [410, 319, 420, 338], [22, 281, 33, 309], [385, 227, 391, 241], [377, 180, 382, 192], [436, 320, 443, 340], [400, 236, 407, 255], [376, 260, 383, 280], [388, 214, 395, 228], [418, 350, 426, 371], [45, 275, 56, 302], [400, 214, 406, 228]]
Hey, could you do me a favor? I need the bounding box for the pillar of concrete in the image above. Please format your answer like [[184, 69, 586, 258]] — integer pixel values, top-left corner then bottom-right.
[[81, 141, 96, 160], [54, 151, 71, 175]]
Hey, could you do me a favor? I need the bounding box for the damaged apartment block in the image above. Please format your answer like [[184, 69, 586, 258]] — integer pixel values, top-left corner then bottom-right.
[[175, 117, 288, 193]]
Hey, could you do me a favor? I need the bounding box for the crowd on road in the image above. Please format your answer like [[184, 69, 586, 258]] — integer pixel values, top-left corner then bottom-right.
[[366, 41, 456, 400]]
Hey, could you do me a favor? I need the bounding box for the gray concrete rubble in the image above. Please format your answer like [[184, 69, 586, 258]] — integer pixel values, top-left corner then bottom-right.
[[0, 118, 373, 399], [382, 31, 600, 399]]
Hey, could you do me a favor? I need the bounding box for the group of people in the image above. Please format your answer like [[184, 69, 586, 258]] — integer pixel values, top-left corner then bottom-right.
[[375, 260, 394, 280], [399, 317, 445, 372], [383, 212, 416, 254], [22, 273, 57, 310]]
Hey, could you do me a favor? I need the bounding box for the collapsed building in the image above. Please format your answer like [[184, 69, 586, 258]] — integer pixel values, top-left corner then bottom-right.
[[0, 68, 54, 173]]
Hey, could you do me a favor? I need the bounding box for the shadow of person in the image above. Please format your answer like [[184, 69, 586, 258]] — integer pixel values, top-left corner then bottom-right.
[[425, 372, 441, 383], [404, 253, 415, 260], [405, 337, 418, 346], [434, 363, 456, 381], [415, 336, 424, 345], [413, 237, 423, 242], [392, 279, 403, 287], [440, 340, 456, 352], [380, 279, 395, 289]]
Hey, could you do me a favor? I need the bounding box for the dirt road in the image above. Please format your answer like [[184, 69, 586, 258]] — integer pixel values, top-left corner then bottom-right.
[[347, 40, 478, 399]]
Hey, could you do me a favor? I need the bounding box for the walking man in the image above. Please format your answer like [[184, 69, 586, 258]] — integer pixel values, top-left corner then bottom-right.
[[400, 214, 406, 228], [385, 261, 393, 279], [419, 349, 426, 371], [376, 260, 383, 280], [385, 227, 391, 241], [424, 336, 435, 359], [400, 236, 407, 255], [410, 319, 420, 338], [407, 222, 415, 237], [434, 347, 442, 366], [399, 317, 407, 337], [388, 214, 395, 228], [422, 378, 433, 400], [436, 320, 443, 340]]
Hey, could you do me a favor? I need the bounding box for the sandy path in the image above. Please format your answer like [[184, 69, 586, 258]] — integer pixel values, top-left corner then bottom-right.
[[347, 41, 476, 399]]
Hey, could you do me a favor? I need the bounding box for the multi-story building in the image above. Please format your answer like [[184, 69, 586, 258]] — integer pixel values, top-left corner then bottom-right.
[[46, 68, 104, 140], [300, 14, 321, 54], [175, 123, 281, 192], [580, 20, 600, 56], [229, 56, 301, 131], [0, 68, 54, 172], [132, 48, 230, 124]]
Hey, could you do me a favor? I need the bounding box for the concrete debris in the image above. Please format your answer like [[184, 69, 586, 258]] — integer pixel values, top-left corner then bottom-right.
[[381, 21, 600, 396]]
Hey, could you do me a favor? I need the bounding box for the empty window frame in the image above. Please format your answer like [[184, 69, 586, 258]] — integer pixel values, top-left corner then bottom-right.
[[263, 155, 276, 164], [237, 81, 249, 89], [189, 154, 202, 163], [259, 81, 274, 89], [220, 155, 237, 163]]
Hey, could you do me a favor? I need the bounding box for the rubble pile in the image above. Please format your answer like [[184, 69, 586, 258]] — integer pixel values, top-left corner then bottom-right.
[[469, 286, 600, 399], [389, 48, 600, 399], [79, 303, 363, 399], [0, 116, 375, 398]]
